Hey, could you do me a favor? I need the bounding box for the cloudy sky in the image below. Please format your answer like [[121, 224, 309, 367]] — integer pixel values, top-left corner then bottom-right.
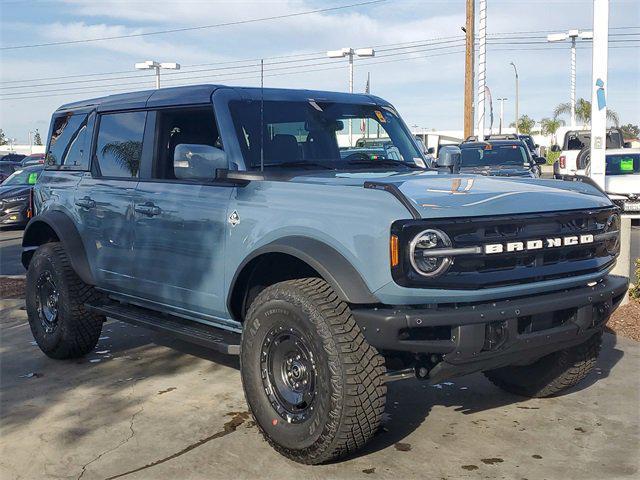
[[1, 0, 638, 143]]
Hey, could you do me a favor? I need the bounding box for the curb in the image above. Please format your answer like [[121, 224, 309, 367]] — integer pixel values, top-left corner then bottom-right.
[[0, 275, 26, 280]]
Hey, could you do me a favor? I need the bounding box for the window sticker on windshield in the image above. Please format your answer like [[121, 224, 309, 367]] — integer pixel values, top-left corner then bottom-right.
[[620, 157, 634, 172], [27, 173, 38, 184], [374, 110, 386, 123]]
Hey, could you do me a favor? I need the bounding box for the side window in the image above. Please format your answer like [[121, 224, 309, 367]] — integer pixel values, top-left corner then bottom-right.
[[46, 112, 89, 169], [154, 107, 223, 181], [94, 111, 146, 178]]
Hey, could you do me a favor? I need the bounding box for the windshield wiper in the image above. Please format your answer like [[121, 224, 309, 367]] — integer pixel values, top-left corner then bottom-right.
[[262, 161, 334, 170], [346, 159, 422, 169]]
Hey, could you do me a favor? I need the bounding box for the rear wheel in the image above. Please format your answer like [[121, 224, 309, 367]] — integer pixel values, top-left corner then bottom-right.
[[240, 278, 386, 464], [484, 333, 601, 398], [26, 242, 105, 359]]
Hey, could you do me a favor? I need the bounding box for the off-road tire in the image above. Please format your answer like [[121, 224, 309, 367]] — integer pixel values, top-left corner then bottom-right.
[[484, 333, 602, 398], [26, 242, 104, 359], [240, 278, 386, 464]]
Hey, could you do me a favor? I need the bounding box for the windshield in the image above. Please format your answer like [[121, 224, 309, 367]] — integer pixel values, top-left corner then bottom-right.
[[460, 144, 528, 167], [2, 167, 42, 186], [229, 100, 425, 170], [606, 153, 640, 175]]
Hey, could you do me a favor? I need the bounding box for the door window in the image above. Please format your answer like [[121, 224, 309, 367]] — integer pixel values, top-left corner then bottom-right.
[[95, 111, 146, 178]]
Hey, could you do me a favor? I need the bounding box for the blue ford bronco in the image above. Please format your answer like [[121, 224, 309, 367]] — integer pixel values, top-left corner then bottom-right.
[[23, 85, 627, 464]]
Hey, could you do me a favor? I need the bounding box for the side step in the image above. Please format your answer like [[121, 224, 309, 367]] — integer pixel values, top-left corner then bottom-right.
[[87, 302, 241, 355]]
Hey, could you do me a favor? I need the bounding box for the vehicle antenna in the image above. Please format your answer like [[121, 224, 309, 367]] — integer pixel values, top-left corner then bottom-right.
[[260, 58, 264, 172]]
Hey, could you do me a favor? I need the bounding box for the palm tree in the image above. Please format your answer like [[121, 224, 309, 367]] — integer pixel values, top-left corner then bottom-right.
[[510, 115, 536, 135], [553, 98, 619, 127], [101, 140, 142, 176], [540, 117, 565, 145]]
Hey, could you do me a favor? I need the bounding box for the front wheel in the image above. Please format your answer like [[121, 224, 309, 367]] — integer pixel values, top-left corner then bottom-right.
[[240, 278, 386, 464], [484, 333, 602, 398], [26, 242, 105, 359]]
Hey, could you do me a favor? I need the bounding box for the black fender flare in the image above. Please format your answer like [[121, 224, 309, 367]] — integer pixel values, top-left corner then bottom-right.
[[22, 211, 94, 285], [228, 236, 379, 309]]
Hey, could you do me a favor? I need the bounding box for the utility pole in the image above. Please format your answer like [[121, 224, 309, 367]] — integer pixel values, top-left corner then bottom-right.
[[589, 0, 609, 189], [476, 0, 487, 141], [547, 29, 593, 127], [134, 60, 180, 89], [497, 97, 507, 134], [463, 0, 475, 139], [327, 47, 375, 146], [510, 62, 519, 134]]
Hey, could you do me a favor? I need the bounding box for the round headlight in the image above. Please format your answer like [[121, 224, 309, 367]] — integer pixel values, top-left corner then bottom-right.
[[409, 228, 452, 277], [604, 213, 620, 255]]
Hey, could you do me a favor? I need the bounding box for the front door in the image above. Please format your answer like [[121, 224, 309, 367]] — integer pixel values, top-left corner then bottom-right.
[[131, 106, 234, 323]]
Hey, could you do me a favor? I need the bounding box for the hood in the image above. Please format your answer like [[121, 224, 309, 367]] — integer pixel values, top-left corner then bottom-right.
[[0, 185, 31, 199], [287, 170, 612, 218], [459, 165, 533, 177]]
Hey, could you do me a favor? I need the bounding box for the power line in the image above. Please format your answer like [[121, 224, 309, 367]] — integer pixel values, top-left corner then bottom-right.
[[0, 49, 466, 101], [1, 0, 388, 50]]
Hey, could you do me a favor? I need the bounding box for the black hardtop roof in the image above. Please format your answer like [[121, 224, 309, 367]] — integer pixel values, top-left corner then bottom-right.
[[461, 139, 525, 148], [56, 84, 389, 113]]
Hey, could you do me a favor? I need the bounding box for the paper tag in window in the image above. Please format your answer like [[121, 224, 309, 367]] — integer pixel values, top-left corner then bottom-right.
[[413, 157, 426, 168], [374, 110, 386, 123]]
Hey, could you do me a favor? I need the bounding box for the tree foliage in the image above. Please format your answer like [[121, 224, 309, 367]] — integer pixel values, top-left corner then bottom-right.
[[0, 129, 7, 146], [510, 115, 536, 135], [540, 117, 565, 144], [33, 129, 43, 146], [101, 141, 142, 176], [553, 98, 620, 127], [620, 123, 640, 139]]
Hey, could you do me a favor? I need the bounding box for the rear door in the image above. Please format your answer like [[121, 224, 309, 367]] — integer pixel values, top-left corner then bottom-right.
[[75, 110, 147, 293], [131, 105, 234, 323]]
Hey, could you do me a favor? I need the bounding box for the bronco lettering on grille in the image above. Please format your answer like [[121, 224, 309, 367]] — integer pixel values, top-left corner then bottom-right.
[[483, 234, 594, 254]]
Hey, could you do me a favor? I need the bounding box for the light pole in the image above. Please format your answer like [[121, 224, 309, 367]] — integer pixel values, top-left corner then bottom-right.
[[134, 60, 180, 89], [510, 62, 519, 134], [476, 0, 487, 141], [497, 98, 508, 134], [327, 47, 375, 146], [547, 29, 593, 127]]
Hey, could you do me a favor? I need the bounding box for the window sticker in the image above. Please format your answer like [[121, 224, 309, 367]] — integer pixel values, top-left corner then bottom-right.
[[27, 172, 38, 184], [374, 110, 386, 123], [620, 157, 634, 172]]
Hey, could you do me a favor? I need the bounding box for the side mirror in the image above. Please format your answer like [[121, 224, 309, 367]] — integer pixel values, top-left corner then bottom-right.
[[550, 145, 561, 152], [427, 147, 435, 155], [174, 144, 227, 180], [535, 156, 547, 165], [623, 141, 632, 148], [534, 143, 540, 148], [437, 145, 462, 173]]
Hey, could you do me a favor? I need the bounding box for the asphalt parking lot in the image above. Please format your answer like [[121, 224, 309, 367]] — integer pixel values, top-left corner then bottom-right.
[[1, 298, 638, 480]]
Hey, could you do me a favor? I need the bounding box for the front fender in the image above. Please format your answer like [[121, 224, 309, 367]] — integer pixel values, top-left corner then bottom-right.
[[22, 211, 94, 285], [229, 236, 379, 305]]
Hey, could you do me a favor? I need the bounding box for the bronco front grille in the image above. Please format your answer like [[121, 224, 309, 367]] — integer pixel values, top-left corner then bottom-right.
[[391, 207, 619, 289]]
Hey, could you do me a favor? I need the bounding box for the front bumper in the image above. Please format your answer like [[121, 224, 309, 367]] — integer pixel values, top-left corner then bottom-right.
[[352, 274, 628, 383]]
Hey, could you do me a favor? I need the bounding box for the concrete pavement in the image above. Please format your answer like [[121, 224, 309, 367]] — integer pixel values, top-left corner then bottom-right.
[[1, 298, 638, 480], [0, 228, 24, 276]]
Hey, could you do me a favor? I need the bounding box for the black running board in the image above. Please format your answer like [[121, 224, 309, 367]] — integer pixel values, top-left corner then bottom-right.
[[87, 302, 240, 355]]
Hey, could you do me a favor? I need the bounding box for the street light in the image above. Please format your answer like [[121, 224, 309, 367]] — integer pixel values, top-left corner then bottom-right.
[[510, 62, 519, 134], [497, 97, 508, 134], [327, 47, 375, 146], [547, 29, 593, 127], [134, 60, 180, 89]]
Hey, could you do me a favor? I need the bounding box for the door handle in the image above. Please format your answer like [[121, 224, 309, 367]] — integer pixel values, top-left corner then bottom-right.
[[135, 203, 161, 216], [75, 197, 95, 209]]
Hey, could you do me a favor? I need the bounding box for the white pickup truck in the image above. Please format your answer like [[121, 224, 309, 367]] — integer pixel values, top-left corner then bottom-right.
[[552, 128, 626, 178]]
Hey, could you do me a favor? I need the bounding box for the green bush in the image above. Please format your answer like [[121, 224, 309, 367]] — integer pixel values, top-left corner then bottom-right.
[[630, 259, 640, 300], [546, 150, 560, 166]]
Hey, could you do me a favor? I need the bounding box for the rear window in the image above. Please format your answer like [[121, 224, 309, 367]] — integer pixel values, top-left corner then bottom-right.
[[94, 111, 146, 178], [606, 153, 640, 175], [46, 112, 90, 169], [461, 144, 528, 167]]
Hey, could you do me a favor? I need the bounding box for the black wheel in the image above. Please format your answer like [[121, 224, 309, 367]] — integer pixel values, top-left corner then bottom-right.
[[241, 278, 386, 464], [26, 242, 105, 359], [484, 333, 602, 398]]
